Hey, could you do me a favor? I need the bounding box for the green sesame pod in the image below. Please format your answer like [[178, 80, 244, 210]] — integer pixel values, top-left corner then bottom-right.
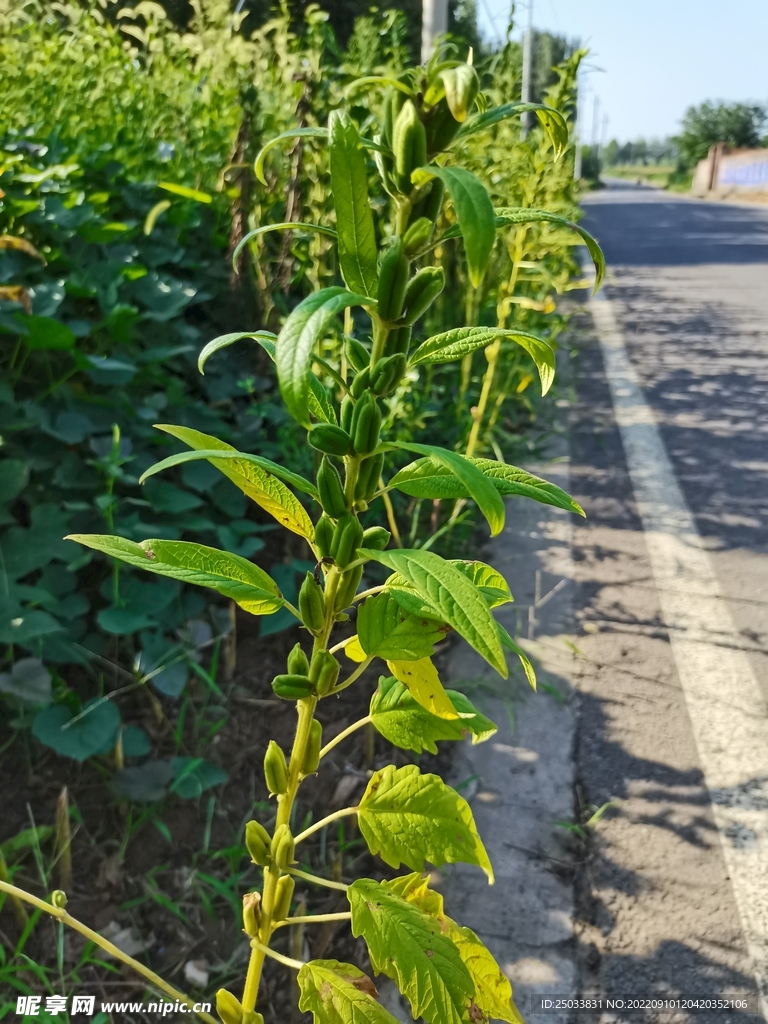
[[315, 514, 335, 557], [393, 99, 427, 193], [298, 571, 326, 633], [216, 989, 244, 1024], [330, 511, 364, 568], [317, 456, 348, 518], [350, 366, 371, 399], [245, 820, 271, 865], [355, 452, 385, 501], [384, 325, 412, 357], [272, 674, 314, 700], [401, 266, 446, 326], [273, 873, 295, 922], [371, 353, 406, 396], [422, 177, 445, 224], [271, 824, 295, 871], [381, 87, 405, 150], [302, 719, 323, 774], [376, 240, 410, 322], [361, 525, 391, 550], [351, 391, 381, 455], [309, 424, 353, 457], [310, 650, 341, 696], [287, 642, 310, 676], [264, 740, 288, 797], [345, 336, 370, 372], [340, 395, 355, 434], [369, 354, 395, 393], [402, 216, 433, 256], [335, 564, 363, 614], [425, 99, 462, 154]]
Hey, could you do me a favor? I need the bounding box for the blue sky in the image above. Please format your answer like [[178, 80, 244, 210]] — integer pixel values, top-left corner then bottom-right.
[[477, 0, 768, 142]]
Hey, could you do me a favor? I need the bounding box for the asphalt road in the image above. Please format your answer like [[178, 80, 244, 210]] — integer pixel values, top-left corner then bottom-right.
[[564, 183, 768, 1017]]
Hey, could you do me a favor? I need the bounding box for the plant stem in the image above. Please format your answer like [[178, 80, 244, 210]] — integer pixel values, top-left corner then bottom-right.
[[381, 487, 403, 547], [286, 867, 348, 891], [0, 880, 216, 1024], [330, 656, 373, 696], [293, 806, 358, 846], [273, 911, 351, 928], [249, 939, 304, 970], [318, 715, 371, 760]]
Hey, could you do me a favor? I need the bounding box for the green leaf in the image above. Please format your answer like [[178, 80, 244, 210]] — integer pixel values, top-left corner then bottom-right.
[[0, 657, 53, 707], [149, 425, 316, 538], [0, 458, 30, 501], [277, 287, 373, 426], [381, 873, 523, 1024], [298, 959, 400, 1024], [232, 222, 338, 269], [423, 166, 495, 287], [450, 560, 512, 608], [170, 757, 228, 798], [360, 548, 507, 677], [357, 591, 446, 661], [409, 326, 555, 395], [389, 441, 505, 536], [370, 677, 497, 754], [455, 102, 569, 159], [32, 699, 121, 762], [66, 535, 284, 616], [0, 609, 63, 645], [357, 763, 494, 880], [347, 878, 475, 1024], [494, 207, 605, 290], [239, 333, 338, 425], [497, 623, 537, 689], [20, 315, 76, 351], [255, 127, 329, 185], [388, 455, 583, 515], [197, 330, 277, 374], [157, 181, 212, 203], [329, 112, 378, 298]]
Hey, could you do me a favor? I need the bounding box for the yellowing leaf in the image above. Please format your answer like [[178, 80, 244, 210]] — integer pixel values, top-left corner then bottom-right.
[[65, 535, 283, 616], [444, 922, 524, 1024], [370, 677, 497, 755], [386, 658, 459, 721], [157, 181, 212, 203], [143, 199, 171, 235], [382, 873, 524, 1024], [297, 959, 399, 1024], [343, 635, 367, 662], [347, 878, 474, 1024], [358, 764, 494, 882], [153, 425, 314, 541], [0, 235, 45, 262]]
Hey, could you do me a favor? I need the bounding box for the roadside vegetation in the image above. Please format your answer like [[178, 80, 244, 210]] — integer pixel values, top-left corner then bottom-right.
[[0, 1, 600, 1018]]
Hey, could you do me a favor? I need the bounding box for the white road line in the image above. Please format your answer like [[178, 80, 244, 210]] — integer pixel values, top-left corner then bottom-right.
[[590, 290, 768, 1016]]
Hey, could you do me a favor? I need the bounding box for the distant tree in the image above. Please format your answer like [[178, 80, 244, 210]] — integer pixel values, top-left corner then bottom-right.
[[675, 101, 767, 168], [603, 138, 619, 166]]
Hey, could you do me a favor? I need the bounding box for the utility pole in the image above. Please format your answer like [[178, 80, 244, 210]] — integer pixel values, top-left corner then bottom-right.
[[421, 0, 449, 63], [521, 0, 534, 136]]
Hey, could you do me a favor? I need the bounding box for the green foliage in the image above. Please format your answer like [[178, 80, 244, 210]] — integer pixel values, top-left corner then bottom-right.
[[675, 101, 767, 168], [0, 6, 603, 1020]]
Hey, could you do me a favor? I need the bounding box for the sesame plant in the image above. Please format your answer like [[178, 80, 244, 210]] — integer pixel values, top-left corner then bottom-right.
[[1, 51, 599, 1024]]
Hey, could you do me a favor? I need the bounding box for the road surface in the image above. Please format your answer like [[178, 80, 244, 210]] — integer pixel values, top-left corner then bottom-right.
[[567, 183, 768, 1015]]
